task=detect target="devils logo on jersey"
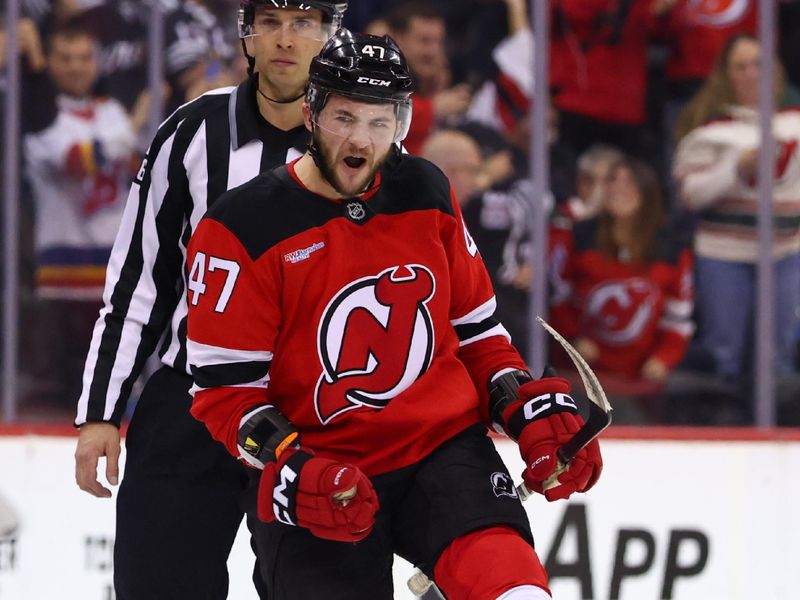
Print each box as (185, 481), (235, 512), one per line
(583, 278), (656, 345)
(314, 265), (436, 425)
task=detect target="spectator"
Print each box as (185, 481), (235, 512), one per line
(0, 17), (46, 75)
(466, 0), (532, 138)
(342, 0), (397, 31)
(162, 0), (238, 114)
(549, 157), (694, 398)
(386, 2), (472, 154)
(29, 1), (151, 113)
(659, 0), (756, 138)
(673, 33), (800, 382)
(421, 129), (485, 203)
(23, 23), (135, 407)
(560, 143), (625, 222)
(656, 0), (757, 207)
(461, 0), (577, 207)
(550, 0), (675, 162)
(423, 128), (535, 357)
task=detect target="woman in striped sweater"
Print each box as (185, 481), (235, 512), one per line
(673, 33), (800, 380)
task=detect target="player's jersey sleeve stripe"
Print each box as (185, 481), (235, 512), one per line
(191, 361), (272, 390)
(663, 298), (693, 319)
(187, 339), (273, 365)
(187, 339), (273, 390)
(455, 321), (512, 346)
(451, 297), (498, 326)
(76, 95), (221, 426)
(451, 297), (511, 346)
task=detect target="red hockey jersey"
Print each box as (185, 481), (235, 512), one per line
(186, 154), (526, 476)
(661, 0), (757, 83)
(549, 218), (694, 379)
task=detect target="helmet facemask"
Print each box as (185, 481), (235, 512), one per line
(307, 84), (413, 145)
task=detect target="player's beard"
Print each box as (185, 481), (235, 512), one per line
(313, 130), (390, 197)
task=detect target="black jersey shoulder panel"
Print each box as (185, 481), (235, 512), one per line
(203, 154), (458, 262)
(375, 153), (456, 217)
(202, 168), (341, 261)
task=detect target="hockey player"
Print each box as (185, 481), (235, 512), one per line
(73, 2), (348, 598)
(186, 30), (602, 600)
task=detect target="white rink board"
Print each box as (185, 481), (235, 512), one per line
(0, 435), (798, 599)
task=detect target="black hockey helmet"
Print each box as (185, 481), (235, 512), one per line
(239, 1), (348, 40)
(307, 29), (414, 142)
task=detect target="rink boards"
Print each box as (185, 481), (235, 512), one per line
(0, 427), (798, 600)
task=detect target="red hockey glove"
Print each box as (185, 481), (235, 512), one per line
(502, 377), (602, 502)
(257, 447), (379, 543)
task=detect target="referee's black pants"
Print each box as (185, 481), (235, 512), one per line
(114, 366), (266, 599)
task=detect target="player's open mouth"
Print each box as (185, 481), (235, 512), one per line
(343, 156), (367, 169)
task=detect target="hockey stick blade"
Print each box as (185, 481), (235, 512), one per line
(536, 316), (613, 415)
(526, 317), (613, 495)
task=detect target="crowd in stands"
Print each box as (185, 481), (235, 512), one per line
(2, 0), (800, 426)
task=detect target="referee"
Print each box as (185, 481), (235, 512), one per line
(73, 2), (348, 598)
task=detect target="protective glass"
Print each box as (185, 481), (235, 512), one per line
(313, 94), (413, 144)
(239, 6), (339, 42)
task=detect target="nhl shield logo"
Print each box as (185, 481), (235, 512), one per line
(346, 201), (366, 221)
(491, 472), (518, 499)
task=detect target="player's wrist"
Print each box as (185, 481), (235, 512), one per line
(237, 404), (300, 469)
(488, 368), (533, 435)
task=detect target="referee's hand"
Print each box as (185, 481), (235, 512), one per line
(75, 423), (121, 498)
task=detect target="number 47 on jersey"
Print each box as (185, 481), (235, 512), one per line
(188, 252), (240, 313)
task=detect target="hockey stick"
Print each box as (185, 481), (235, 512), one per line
(407, 317), (613, 599)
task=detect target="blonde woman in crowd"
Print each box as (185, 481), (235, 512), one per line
(673, 33), (800, 382)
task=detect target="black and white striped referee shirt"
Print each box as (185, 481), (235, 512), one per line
(76, 76), (309, 426)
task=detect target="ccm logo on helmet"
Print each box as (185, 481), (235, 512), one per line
(357, 76), (391, 87)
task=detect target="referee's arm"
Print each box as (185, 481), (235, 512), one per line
(75, 111), (191, 428)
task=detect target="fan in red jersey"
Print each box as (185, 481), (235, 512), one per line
(186, 29), (602, 600)
(549, 157), (695, 389)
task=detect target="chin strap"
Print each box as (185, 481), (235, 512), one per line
(241, 40), (256, 77)
(307, 123), (328, 178)
(257, 85), (305, 105)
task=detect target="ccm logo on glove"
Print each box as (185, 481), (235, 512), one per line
(258, 447), (379, 543)
(503, 377), (603, 502)
(522, 392), (577, 420)
(273, 463), (299, 525)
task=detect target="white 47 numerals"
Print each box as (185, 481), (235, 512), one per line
(189, 252), (240, 313)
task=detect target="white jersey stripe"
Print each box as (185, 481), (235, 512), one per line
(103, 131), (179, 421)
(458, 323), (512, 347)
(187, 338), (274, 367)
(227, 140), (264, 190)
(451, 296), (498, 326)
